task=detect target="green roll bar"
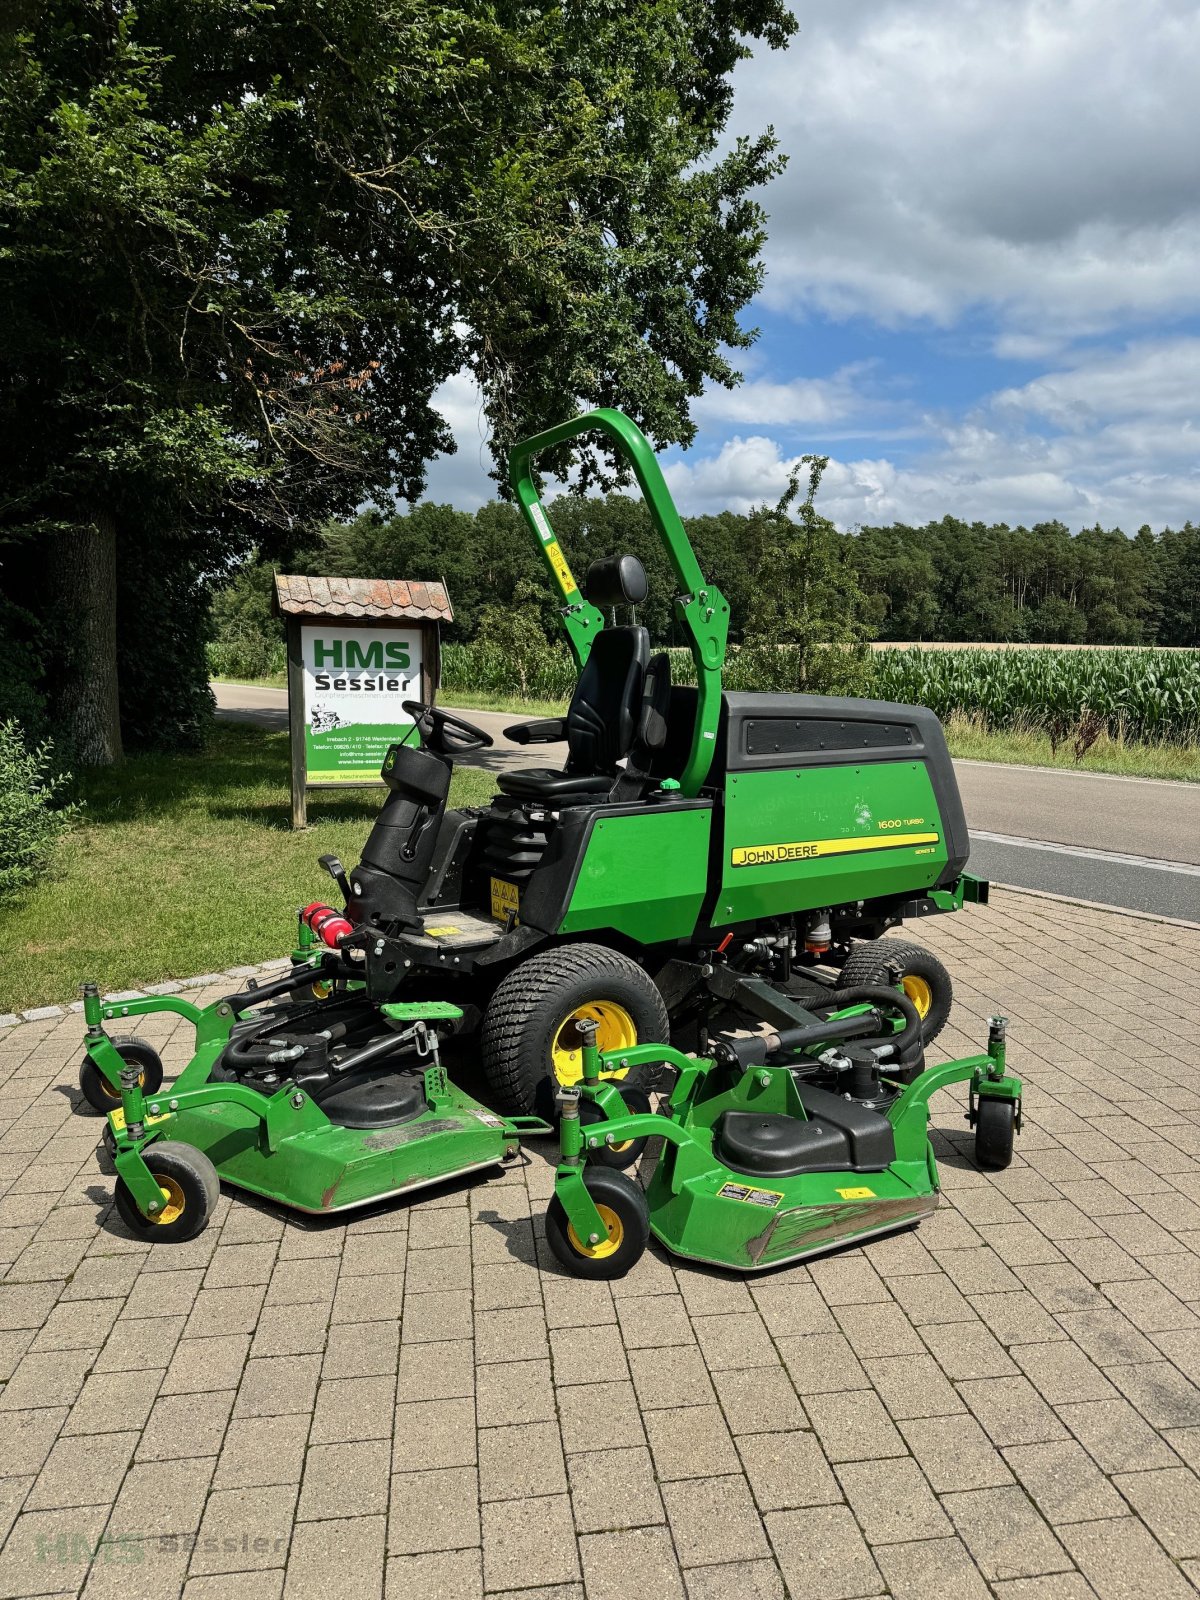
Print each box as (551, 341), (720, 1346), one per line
(508, 408), (730, 796)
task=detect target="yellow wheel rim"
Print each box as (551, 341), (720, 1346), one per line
(99, 1067), (143, 1100)
(567, 1203), (624, 1260)
(551, 1001), (638, 1088)
(901, 974), (933, 1019)
(149, 1175), (186, 1226)
(311, 980), (333, 1001)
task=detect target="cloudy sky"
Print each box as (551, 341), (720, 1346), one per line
(426, 0), (1200, 531)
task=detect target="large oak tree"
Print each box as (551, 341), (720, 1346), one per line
(0, 0), (795, 762)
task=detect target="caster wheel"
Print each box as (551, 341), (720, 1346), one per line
(79, 1036), (164, 1115)
(113, 1142), (220, 1243)
(975, 1097), (1016, 1171)
(580, 1086), (652, 1170)
(545, 1167), (650, 1280)
(102, 1124), (117, 1161)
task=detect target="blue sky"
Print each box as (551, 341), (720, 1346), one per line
(426, 0), (1200, 532)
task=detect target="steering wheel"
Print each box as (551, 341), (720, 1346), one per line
(403, 700), (494, 755)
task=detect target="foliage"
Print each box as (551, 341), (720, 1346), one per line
(0, 0), (796, 758)
(472, 581), (563, 697)
(0, 721), (78, 901)
(207, 561), (289, 682)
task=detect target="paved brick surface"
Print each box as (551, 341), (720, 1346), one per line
(1, 886), (1199, 1597)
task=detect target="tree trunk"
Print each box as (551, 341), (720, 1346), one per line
(51, 513), (123, 766)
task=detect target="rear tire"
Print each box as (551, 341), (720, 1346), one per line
(112, 1142), (219, 1243)
(545, 1167), (650, 1280)
(79, 1037), (164, 1115)
(835, 939), (952, 1044)
(481, 944), (669, 1117)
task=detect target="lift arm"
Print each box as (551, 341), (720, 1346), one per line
(508, 408), (729, 796)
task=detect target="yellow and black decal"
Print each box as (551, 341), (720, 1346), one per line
(717, 1181), (785, 1209)
(731, 831), (939, 868)
(530, 503), (578, 595)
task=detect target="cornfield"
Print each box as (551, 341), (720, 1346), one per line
(871, 648), (1200, 745)
(442, 641), (1200, 746)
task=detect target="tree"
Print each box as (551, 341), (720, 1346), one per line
(740, 457), (875, 694)
(0, 0), (796, 763)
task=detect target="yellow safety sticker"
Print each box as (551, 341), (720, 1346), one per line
(423, 926), (462, 939)
(836, 1186), (877, 1199)
(489, 876), (520, 924)
(730, 832), (939, 868)
(543, 539), (578, 595)
(109, 1107), (171, 1131)
(717, 1181), (785, 1209)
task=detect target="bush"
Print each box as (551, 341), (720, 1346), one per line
(0, 721), (78, 900)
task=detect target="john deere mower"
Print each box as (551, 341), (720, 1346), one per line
(78, 407), (995, 1241)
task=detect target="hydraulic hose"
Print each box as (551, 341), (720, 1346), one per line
(823, 983), (924, 1056)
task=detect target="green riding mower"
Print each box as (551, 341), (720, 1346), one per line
(78, 407), (994, 1242)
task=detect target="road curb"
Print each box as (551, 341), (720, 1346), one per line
(989, 881), (1200, 932)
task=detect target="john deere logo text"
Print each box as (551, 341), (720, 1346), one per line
(731, 831), (939, 867)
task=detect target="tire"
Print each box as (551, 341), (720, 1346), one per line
(481, 944), (670, 1117)
(113, 1142), (220, 1243)
(975, 1097), (1016, 1171)
(580, 1085), (652, 1170)
(545, 1167), (650, 1280)
(78, 1036), (165, 1115)
(836, 939), (952, 1044)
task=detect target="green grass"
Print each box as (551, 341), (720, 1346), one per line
(943, 711), (1200, 781)
(0, 722), (495, 1014)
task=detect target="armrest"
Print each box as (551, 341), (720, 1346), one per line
(503, 717), (568, 746)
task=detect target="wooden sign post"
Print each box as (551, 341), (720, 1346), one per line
(273, 576), (453, 829)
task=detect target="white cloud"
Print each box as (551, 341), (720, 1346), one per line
(734, 0), (1200, 333)
(693, 363), (879, 426)
(665, 335), (1200, 530)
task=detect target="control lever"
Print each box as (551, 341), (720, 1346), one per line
(318, 853), (352, 901)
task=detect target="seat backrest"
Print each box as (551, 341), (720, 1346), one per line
(565, 626), (649, 774)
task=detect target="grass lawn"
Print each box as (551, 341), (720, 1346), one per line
(1, 722), (495, 1015)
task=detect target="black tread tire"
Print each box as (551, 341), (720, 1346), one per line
(112, 1141), (220, 1243)
(78, 1036), (165, 1115)
(545, 1167), (650, 1280)
(975, 1097), (1016, 1171)
(481, 944), (669, 1116)
(580, 1086), (652, 1170)
(836, 939), (953, 1044)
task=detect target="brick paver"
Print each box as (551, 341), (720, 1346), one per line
(1, 887), (1199, 1596)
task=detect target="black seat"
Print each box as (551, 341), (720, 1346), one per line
(498, 555), (650, 801)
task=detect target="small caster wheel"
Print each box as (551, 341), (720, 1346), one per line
(79, 1036), (164, 1115)
(975, 1097), (1016, 1171)
(545, 1167), (650, 1280)
(580, 1085), (651, 1170)
(113, 1142), (220, 1243)
(101, 1123), (117, 1161)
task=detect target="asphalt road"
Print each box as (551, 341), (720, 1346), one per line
(213, 681), (1199, 922)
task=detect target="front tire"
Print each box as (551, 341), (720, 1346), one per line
(836, 939), (952, 1044)
(545, 1168), (650, 1280)
(79, 1036), (164, 1115)
(580, 1085), (652, 1170)
(975, 1097), (1016, 1171)
(112, 1142), (220, 1243)
(481, 944), (669, 1116)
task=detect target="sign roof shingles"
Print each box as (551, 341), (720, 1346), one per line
(274, 574), (453, 623)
